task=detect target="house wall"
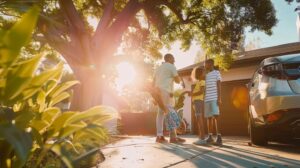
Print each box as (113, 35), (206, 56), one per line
(221, 64), (258, 82)
(181, 77), (193, 131)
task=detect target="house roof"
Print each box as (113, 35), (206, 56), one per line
(178, 42), (300, 76)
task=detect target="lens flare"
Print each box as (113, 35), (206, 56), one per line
(115, 62), (136, 92)
(231, 86), (249, 110)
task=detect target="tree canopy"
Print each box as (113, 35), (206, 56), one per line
(1, 0), (277, 68)
(0, 0), (278, 109)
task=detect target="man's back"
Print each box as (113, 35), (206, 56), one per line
(154, 62), (178, 93)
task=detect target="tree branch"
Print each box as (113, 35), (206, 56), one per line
(159, 1), (185, 22)
(59, 0), (93, 65)
(93, 0), (115, 45)
(93, 0), (142, 62)
(58, 0), (86, 35)
(44, 34), (81, 66)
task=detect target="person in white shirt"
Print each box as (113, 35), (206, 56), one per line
(204, 59), (223, 145)
(153, 54), (186, 143)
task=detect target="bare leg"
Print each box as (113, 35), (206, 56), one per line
(170, 129), (177, 139)
(197, 114), (205, 139)
(156, 110), (165, 137)
(213, 117), (219, 135)
(207, 118), (214, 134)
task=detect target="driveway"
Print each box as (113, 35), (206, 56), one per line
(99, 135), (300, 168)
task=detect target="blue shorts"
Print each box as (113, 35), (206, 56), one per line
(193, 100), (204, 117)
(204, 100), (220, 118)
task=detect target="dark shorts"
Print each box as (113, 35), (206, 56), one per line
(193, 100), (204, 117)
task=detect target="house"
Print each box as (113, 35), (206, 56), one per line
(178, 42), (300, 135)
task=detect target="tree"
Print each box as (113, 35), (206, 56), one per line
(0, 0), (277, 110)
(244, 37), (261, 51)
(194, 49), (206, 63)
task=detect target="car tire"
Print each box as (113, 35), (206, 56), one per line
(249, 117), (268, 146)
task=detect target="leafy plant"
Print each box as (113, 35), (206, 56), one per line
(0, 6), (114, 168)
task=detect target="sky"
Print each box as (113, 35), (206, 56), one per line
(162, 0), (299, 70)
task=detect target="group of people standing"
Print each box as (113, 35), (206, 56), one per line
(152, 53), (222, 145)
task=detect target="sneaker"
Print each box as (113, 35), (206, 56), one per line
(169, 137), (186, 144)
(156, 136), (168, 143)
(205, 134), (214, 144)
(214, 134), (223, 146)
(193, 139), (207, 145)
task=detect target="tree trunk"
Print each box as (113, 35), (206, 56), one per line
(45, 0), (143, 110)
(70, 64), (104, 111)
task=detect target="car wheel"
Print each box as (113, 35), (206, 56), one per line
(248, 116), (268, 146)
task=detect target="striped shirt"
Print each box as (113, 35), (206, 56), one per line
(205, 70), (221, 102)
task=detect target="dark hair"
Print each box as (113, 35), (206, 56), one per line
(164, 53), (173, 61)
(195, 67), (204, 80)
(205, 59), (214, 65)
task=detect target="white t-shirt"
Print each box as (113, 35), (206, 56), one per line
(205, 70), (221, 102)
(154, 62), (178, 93)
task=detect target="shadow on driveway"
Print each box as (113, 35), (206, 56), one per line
(157, 137), (300, 168)
(100, 136), (300, 168)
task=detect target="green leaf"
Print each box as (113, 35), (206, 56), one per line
(3, 5), (39, 49)
(48, 80), (79, 98)
(49, 92), (70, 107)
(67, 106), (114, 125)
(0, 78), (5, 88)
(2, 6), (40, 65)
(4, 55), (42, 100)
(59, 122), (87, 138)
(31, 127), (44, 147)
(37, 90), (46, 111)
(84, 125), (108, 141)
(50, 112), (76, 136)
(30, 119), (49, 134)
(32, 62), (64, 88)
(45, 79), (59, 95)
(50, 144), (74, 168)
(22, 63), (63, 100)
(14, 110), (35, 129)
(52, 62), (64, 81)
(42, 107), (61, 124)
(0, 123), (32, 168)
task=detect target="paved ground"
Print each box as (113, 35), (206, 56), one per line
(99, 135), (300, 168)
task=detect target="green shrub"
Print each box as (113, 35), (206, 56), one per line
(0, 6), (114, 168)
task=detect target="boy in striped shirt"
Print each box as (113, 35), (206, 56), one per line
(204, 59), (222, 145)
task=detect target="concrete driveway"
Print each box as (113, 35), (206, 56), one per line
(99, 135), (300, 168)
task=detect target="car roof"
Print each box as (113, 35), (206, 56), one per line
(262, 54), (300, 66)
(276, 54), (300, 63)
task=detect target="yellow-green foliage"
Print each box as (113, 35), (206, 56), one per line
(0, 6), (114, 168)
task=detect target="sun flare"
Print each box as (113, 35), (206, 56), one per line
(115, 62), (136, 91)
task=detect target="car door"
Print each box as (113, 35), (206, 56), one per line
(249, 71), (259, 117)
(249, 70), (265, 124)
